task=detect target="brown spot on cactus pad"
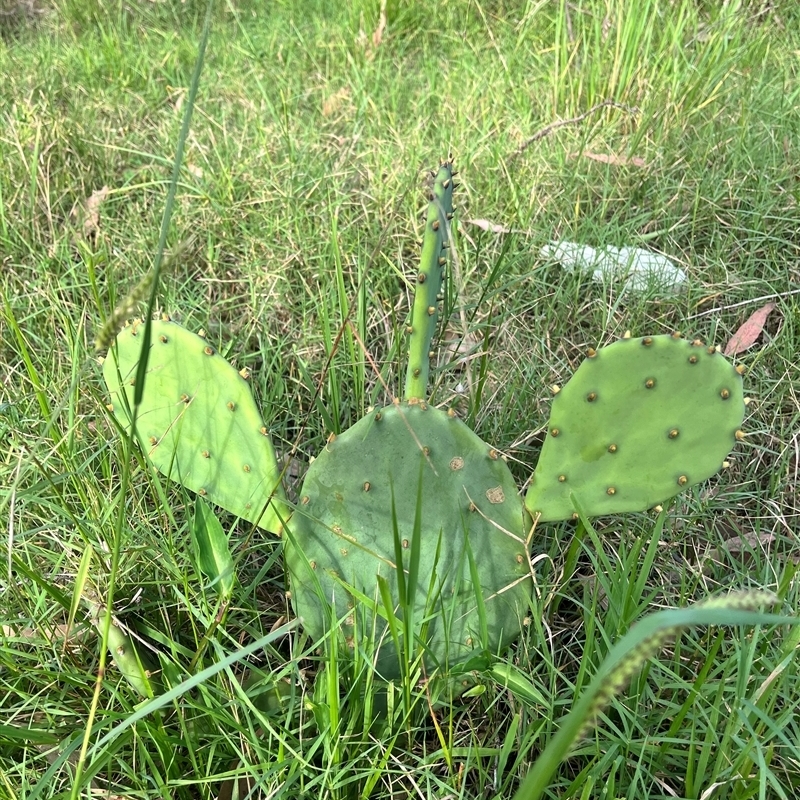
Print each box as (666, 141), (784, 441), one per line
(486, 486), (505, 504)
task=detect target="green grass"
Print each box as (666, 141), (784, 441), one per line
(2, 0), (800, 797)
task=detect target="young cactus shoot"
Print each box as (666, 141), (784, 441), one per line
(404, 158), (456, 401)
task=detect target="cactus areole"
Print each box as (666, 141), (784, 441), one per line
(102, 157), (746, 682)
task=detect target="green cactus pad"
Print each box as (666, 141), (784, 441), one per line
(285, 402), (531, 680)
(525, 334), (744, 522)
(103, 319), (289, 534)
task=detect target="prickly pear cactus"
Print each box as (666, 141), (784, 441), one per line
(103, 318), (289, 534)
(525, 334), (745, 522)
(99, 155), (749, 685)
(285, 401), (531, 680)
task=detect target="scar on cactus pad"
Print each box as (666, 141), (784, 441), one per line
(102, 157), (745, 681)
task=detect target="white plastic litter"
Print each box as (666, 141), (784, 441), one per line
(540, 241), (688, 295)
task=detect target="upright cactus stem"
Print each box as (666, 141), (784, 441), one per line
(404, 158), (456, 400)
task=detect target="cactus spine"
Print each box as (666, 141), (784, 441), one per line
(404, 159), (455, 400)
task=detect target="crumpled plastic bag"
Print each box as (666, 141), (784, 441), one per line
(540, 241), (688, 295)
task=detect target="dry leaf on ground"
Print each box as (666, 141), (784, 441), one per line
(570, 151), (647, 167)
(83, 186), (109, 239)
(372, 0), (387, 47)
(724, 302), (776, 356)
(464, 218), (527, 235)
(719, 529), (776, 554)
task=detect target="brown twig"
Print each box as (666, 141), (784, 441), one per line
(509, 100), (640, 160)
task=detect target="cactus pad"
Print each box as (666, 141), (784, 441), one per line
(525, 334), (744, 522)
(103, 319), (289, 534)
(285, 402), (531, 680)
